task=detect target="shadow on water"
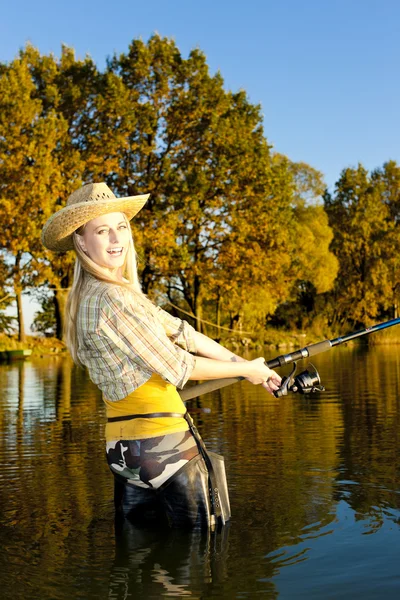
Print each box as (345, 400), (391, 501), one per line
(0, 345), (400, 598)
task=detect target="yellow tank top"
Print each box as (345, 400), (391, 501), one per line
(103, 373), (188, 441)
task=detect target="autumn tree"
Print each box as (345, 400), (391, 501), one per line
(324, 164), (398, 326)
(217, 156), (338, 334)
(19, 45), (96, 338)
(0, 54), (81, 341)
(1, 38), (342, 339)
(75, 35), (296, 330)
(371, 160), (400, 317)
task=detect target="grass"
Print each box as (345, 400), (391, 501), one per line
(0, 334), (67, 356)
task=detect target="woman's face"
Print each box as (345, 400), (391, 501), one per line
(76, 212), (131, 276)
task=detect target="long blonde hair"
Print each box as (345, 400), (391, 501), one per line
(64, 215), (146, 366)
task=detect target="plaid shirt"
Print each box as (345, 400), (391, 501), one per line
(77, 274), (197, 401)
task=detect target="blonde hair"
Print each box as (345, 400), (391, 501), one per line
(64, 215), (147, 366)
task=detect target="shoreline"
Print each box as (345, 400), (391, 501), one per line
(2, 326), (400, 360)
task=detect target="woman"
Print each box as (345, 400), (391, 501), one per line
(41, 182), (281, 529)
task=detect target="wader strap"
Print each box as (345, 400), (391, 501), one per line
(183, 412), (223, 526)
(107, 412), (185, 423)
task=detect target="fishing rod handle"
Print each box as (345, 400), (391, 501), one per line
(305, 339), (332, 356)
(266, 339), (332, 369)
(180, 377), (243, 401)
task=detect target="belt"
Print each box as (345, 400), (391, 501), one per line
(107, 412), (186, 423)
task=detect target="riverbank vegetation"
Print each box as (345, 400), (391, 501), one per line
(0, 333), (66, 356)
(1, 322), (399, 357)
(1, 36), (400, 346)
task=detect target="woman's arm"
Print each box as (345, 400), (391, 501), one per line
(192, 330), (247, 362)
(189, 355), (281, 395)
(190, 331), (281, 395)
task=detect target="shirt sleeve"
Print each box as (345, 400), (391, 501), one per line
(154, 305), (197, 353)
(98, 286), (196, 389)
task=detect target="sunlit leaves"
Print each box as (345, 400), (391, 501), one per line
(324, 163), (400, 325)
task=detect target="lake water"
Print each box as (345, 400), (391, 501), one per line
(1, 345), (400, 599)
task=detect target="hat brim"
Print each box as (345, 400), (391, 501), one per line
(41, 194), (150, 252)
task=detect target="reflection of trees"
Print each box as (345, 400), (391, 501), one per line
(197, 370), (343, 527)
(1, 346), (400, 596)
(0, 357), (114, 591)
(192, 345), (400, 561)
(17, 360), (25, 424)
(186, 366), (344, 590)
(317, 345), (400, 523)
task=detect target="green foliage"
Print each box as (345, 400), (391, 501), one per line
(293, 202), (339, 294)
(0, 309), (16, 335)
(31, 296), (56, 336)
(324, 163), (400, 326)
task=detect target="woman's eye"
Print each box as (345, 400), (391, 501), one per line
(97, 229), (108, 234)
(119, 225), (127, 230)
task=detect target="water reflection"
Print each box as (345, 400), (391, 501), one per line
(0, 345), (399, 598)
(110, 520), (230, 599)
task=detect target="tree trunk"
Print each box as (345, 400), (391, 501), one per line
(193, 274), (203, 332)
(141, 250), (155, 295)
(16, 289), (26, 343)
(54, 289), (69, 340)
(229, 311), (244, 333)
(194, 301), (203, 333)
(13, 253), (26, 343)
(216, 293), (221, 341)
(392, 279), (399, 319)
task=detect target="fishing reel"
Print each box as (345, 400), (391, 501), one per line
(274, 362), (325, 398)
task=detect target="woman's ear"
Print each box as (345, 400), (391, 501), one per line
(75, 233), (87, 253)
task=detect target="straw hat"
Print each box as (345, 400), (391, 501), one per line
(41, 182), (149, 252)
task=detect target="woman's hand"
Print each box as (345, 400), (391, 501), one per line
(189, 355), (282, 396)
(245, 357), (282, 395)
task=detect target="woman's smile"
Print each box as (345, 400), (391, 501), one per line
(107, 247), (124, 257)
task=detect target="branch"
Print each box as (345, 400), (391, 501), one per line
(0, 293), (15, 304)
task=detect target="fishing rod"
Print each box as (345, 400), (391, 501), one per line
(179, 317), (400, 401)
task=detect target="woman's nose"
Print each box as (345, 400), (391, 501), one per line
(109, 229), (119, 243)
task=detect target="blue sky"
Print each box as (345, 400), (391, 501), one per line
(2, 0), (399, 330)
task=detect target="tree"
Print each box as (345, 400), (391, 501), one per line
(324, 164), (395, 326)
(0, 54), (76, 341)
(214, 153), (296, 332)
(0, 45), (92, 340)
(80, 35), (297, 330)
(0, 38), (344, 338)
(371, 161), (400, 317)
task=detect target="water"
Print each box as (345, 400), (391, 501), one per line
(1, 345), (400, 599)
